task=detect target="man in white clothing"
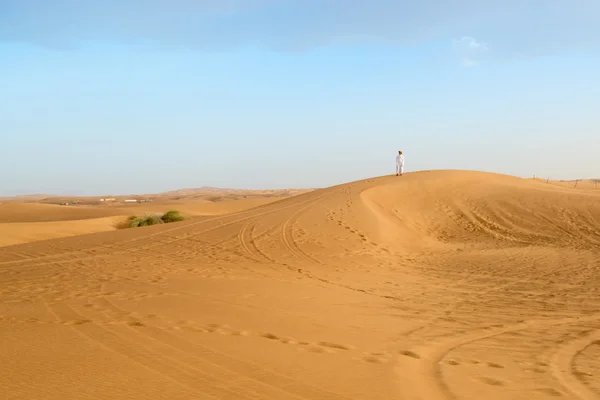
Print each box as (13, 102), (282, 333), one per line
(396, 150), (404, 176)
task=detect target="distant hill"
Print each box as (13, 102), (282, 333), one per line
(159, 186), (249, 196)
(159, 186), (312, 199)
(0, 194), (54, 202)
(0, 186), (314, 205)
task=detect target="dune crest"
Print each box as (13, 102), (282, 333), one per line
(1, 170), (599, 400)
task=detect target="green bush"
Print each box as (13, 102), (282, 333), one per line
(127, 210), (186, 228)
(129, 214), (165, 228)
(161, 210), (185, 223)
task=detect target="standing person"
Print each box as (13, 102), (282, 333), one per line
(396, 150), (404, 176)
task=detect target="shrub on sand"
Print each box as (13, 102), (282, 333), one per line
(160, 210), (185, 223)
(129, 214), (165, 228)
(126, 210), (186, 229)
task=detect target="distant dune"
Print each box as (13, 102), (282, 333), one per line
(129, 197), (286, 216)
(1, 170), (599, 400)
(0, 195), (293, 247)
(0, 194), (53, 202)
(0, 216), (127, 247)
(5, 187), (313, 206)
(532, 177), (600, 190)
(0, 203), (128, 223)
(159, 186), (311, 198)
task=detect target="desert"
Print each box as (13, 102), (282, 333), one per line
(2, 170), (600, 399)
(0, 188), (303, 247)
(4, 2), (598, 398)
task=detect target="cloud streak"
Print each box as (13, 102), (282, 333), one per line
(1, 0), (599, 57)
(454, 36), (488, 51)
(453, 36), (489, 67)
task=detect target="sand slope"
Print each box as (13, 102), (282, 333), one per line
(0, 203), (128, 223)
(0, 217), (129, 247)
(128, 197), (285, 216)
(1, 170), (600, 400)
(0, 198), (284, 247)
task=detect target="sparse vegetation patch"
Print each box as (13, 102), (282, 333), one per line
(123, 210), (186, 229)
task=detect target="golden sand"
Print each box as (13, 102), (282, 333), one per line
(2, 171), (599, 399)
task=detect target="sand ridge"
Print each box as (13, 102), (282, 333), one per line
(1, 170), (600, 399)
(0, 197), (286, 247)
(0, 203), (129, 223)
(0, 216), (128, 247)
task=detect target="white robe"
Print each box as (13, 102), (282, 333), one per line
(396, 154), (404, 175)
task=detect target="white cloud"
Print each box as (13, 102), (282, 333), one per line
(462, 58), (478, 67)
(1, 1), (599, 59)
(453, 36), (489, 67)
(453, 36), (488, 51)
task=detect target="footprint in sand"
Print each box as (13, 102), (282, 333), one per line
(523, 361), (548, 374)
(399, 350), (420, 359)
(279, 336), (297, 344)
(363, 352), (390, 363)
(318, 341), (353, 351)
(63, 319), (92, 326)
(535, 388), (563, 397)
(479, 377), (506, 386)
(260, 332), (280, 340)
(363, 355), (384, 363)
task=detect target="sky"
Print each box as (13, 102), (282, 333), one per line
(1, 1), (599, 196)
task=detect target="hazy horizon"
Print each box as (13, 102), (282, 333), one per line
(2, 1), (599, 196)
(3, 171), (599, 199)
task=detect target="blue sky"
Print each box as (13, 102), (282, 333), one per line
(1, 1), (599, 196)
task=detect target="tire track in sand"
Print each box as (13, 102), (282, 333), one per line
(279, 194), (330, 266)
(237, 219), (276, 264)
(396, 315), (600, 400)
(81, 257), (357, 400)
(551, 329), (600, 400)
(0, 193), (323, 272)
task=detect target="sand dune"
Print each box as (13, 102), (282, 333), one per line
(126, 197), (285, 216)
(0, 216), (128, 247)
(0, 198), (284, 247)
(532, 178), (600, 191)
(0, 203), (128, 223)
(1, 170), (600, 399)
(23, 187), (311, 206)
